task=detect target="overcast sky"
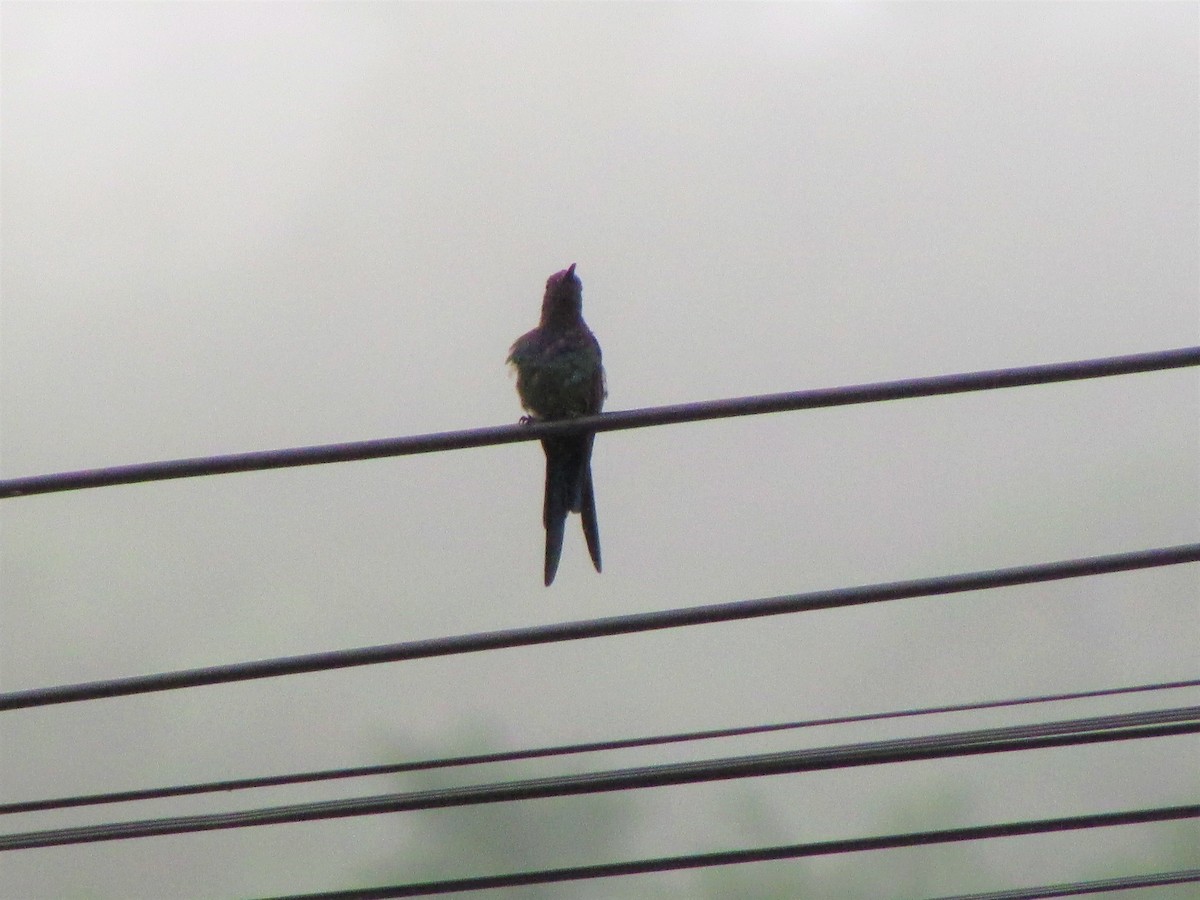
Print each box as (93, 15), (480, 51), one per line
(2, 3), (1198, 897)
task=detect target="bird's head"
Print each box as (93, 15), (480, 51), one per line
(540, 263), (583, 324)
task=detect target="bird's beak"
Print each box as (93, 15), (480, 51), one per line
(566, 263), (577, 278)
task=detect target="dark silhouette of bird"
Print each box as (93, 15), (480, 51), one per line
(507, 264), (605, 585)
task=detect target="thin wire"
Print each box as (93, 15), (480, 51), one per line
(2, 543), (1196, 712)
(5, 676), (1197, 816)
(254, 809), (1200, 898)
(2, 346), (1196, 499)
(3, 705), (1196, 850)
(925, 869), (1200, 900)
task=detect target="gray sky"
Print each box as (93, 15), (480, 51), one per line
(2, 3), (1198, 897)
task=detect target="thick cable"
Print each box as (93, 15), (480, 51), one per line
(2, 347), (1196, 499)
(1, 543), (1196, 712)
(2, 705), (1196, 850)
(4, 676), (1197, 815)
(255, 810), (1200, 898)
(925, 868), (1200, 899)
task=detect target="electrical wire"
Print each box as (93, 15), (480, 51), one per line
(2, 346), (1196, 499)
(3, 705), (1196, 850)
(2, 543), (1196, 712)
(252, 808), (1200, 898)
(4, 676), (1197, 816)
(924, 869), (1200, 900)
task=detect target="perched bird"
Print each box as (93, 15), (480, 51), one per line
(507, 264), (606, 586)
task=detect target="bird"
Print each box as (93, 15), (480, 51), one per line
(507, 263), (606, 586)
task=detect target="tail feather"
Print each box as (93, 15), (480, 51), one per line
(580, 460), (601, 573)
(543, 507), (567, 587)
(542, 437), (574, 586)
(541, 435), (599, 585)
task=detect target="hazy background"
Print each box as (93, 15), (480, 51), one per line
(2, 3), (1198, 897)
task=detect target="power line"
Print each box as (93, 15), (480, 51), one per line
(925, 869), (1200, 900)
(5, 676), (1197, 816)
(253, 808), (1200, 898)
(2, 346), (1196, 499)
(2, 543), (1196, 712)
(3, 705), (1196, 850)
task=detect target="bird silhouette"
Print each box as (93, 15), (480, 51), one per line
(507, 264), (605, 585)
